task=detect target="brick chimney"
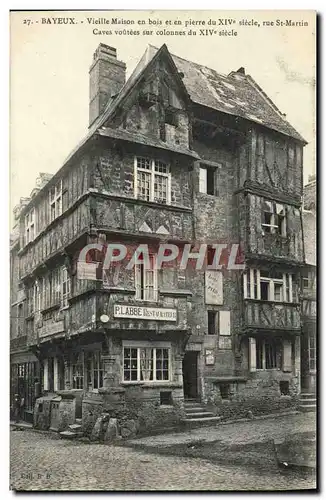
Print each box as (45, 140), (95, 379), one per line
(89, 44), (126, 128)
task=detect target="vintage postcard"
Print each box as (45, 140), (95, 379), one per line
(10, 10), (316, 492)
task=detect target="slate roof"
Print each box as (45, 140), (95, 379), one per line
(155, 46), (305, 142)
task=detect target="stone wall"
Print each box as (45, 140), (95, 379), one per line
(82, 384), (185, 439)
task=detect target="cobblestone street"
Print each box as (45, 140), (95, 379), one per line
(10, 425), (316, 491)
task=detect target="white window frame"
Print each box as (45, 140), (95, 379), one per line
(49, 180), (62, 222)
(262, 201), (287, 236)
(308, 333), (316, 372)
(244, 269), (293, 303)
(51, 268), (61, 305)
(134, 157), (171, 205)
(135, 254), (158, 302)
(199, 162), (221, 195)
(85, 350), (104, 391)
(25, 208), (36, 244)
(122, 341), (171, 383)
(61, 266), (71, 308)
(256, 338), (279, 370)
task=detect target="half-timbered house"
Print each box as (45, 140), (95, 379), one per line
(10, 43), (309, 434)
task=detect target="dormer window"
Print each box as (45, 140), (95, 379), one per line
(49, 181), (62, 222)
(134, 157), (171, 204)
(25, 208), (35, 244)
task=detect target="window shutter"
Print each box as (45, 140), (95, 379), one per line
(249, 337), (257, 372)
(219, 311), (230, 335)
(199, 167), (207, 193)
(282, 339), (292, 372)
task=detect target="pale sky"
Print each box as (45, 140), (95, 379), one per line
(10, 10), (316, 227)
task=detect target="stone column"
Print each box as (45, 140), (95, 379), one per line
(99, 355), (125, 409)
(175, 354), (184, 386)
(102, 355), (118, 389)
(64, 358), (71, 390)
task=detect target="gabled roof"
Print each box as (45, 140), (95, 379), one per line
(95, 44), (306, 143)
(93, 44), (190, 131)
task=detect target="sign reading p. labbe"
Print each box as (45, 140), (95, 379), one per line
(114, 304), (177, 321)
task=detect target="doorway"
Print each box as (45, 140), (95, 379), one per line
(183, 351), (199, 399)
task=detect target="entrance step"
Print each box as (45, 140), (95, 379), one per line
(75, 418), (82, 425)
(300, 393), (316, 399)
(184, 407), (206, 413)
(59, 430), (78, 439)
(181, 416), (221, 428)
(299, 393), (316, 412)
(299, 404), (316, 413)
(185, 412), (215, 418)
(68, 423), (83, 434)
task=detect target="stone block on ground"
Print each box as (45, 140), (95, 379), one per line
(104, 418), (119, 442)
(120, 419), (138, 439)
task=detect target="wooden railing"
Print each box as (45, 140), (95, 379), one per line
(244, 299), (301, 330)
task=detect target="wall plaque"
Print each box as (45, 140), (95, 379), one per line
(219, 337), (232, 350)
(205, 271), (223, 305)
(205, 349), (215, 365)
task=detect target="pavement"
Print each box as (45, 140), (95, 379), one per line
(10, 412), (316, 491)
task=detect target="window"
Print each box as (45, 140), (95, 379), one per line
(49, 181), (62, 222)
(243, 269), (293, 303)
(61, 267), (71, 308)
(72, 353), (84, 389)
(26, 285), (37, 316)
(256, 338), (280, 369)
(123, 346), (170, 382)
(207, 311), (217, 335)
(302, 270), (310, 291)
(219, 384), (230, 400)
(199, 165), (217, 195)
(25, 208), (35, 244)
(135, 253), (157, 301)
(51, 268), (61, 305)
(280, 381), (290, 396)
(135, 157), (171, 204)
(160, 391), (173, 405)
(302, 269), (315, 293)
(164, 108), (178, 127)
(262, 201), (286, 236)
(85, 351), (104, 390)
(308, 334), (316, 371)
(17, 303), (24, 336)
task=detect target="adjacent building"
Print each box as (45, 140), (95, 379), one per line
(301, 175), (317, 396)
(10, 43), (309, 433)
